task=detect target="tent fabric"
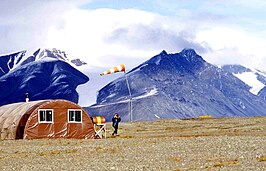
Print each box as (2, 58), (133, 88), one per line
(0, 99), (95, 140)
(0, 100), (47, 140)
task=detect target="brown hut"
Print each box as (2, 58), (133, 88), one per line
(0, 99), (95, 140)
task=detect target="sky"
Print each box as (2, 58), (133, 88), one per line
(1, 0), (266, 71)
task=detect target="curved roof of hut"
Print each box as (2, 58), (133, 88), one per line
(0, 100), (49, 139)
(0, 100), (95, 140)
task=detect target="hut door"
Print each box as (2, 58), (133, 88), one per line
(16, 126), (25, 139)
(16, 114), (29, 139)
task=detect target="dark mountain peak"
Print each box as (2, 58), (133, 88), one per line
(71, 59), (87, 66)
(130, 49), (207, 75)
(179, 48), (205, 64)
(39, 48), (68, 61)
(159, 50), (168, 56)
(143, 50), (169, 66)
(180, 48), (197, 56)
(33, 48), (41, 57)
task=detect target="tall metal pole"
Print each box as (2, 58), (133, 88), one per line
(124, 71), (133, 122)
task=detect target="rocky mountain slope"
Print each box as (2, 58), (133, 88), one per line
(222, 64), (266, 100)
(0, 48), (89, 106)
(85, 49), (266, 121)
(222, 65), (266, 95)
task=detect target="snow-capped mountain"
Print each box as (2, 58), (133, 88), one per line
(0, 50), (27, 77)
(85, 49), (266, 121)
(222, 64), (266, 101)
(222, 65), (266, 95)
(0, 48), (89, 106)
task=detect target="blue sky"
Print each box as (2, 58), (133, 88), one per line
(1, 0), (266, 71)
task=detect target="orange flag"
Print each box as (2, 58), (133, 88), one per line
(100, 64), (126, 76)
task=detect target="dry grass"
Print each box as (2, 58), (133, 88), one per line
(210, 159), (238, 168)
(169, 156), (181, 162)
(116, 116), (266, 139)
(0, 116), (265, 170)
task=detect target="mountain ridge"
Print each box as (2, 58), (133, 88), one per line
(2, 48), (266, 122)
(0, 48), (89, 106)
(85, 49), (266, 121)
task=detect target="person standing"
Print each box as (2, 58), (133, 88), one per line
(112, 113), (121, 136)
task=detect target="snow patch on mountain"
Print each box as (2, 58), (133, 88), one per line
(134, 88), (158, 100)
(90, 99), (129, 108)
(154, 114), (161, 119)
(155, 56), (161, 65)
(0, 50), (26, 76)
(233, 71), (265, 95)
(90, 87), (158, 108)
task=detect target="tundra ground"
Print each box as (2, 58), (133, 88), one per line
(0, 117), (265, 170)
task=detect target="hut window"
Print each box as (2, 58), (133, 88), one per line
(38, 109), (53, 123)
(68, 109), (82, 123)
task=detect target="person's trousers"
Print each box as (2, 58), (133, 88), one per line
(113, 126), (118, 134)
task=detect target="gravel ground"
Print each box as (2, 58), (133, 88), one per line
(0, 117), (265, 170)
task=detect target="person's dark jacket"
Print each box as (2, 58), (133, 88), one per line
(112, 117), (121, 128)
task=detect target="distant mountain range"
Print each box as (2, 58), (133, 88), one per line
(0, 48), (88, 106)
(85, 49), (266, 121)
(2, 48), (266, 122)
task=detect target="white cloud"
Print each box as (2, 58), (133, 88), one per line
(45, 7), (214, 69)
(196, 26), (266, 69)
(45, 8), (162, 68)
(2, 0), (266, 71)
(0, 0), (89, 54)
